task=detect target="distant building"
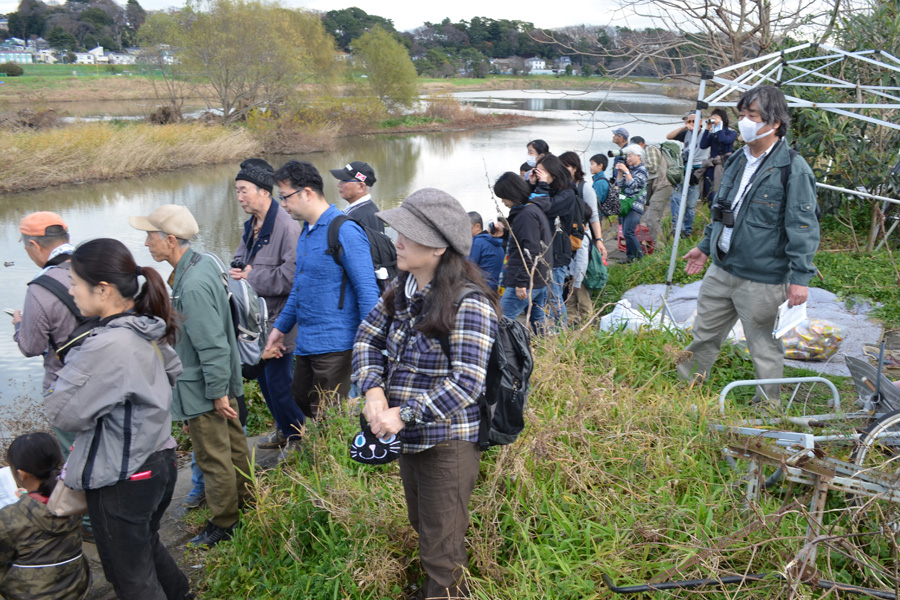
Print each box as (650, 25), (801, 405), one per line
(0, 50), (33, 64)
(525, 57), (546, 71)
(554, 57), (572, 68)
(0, 18), (9, 32)
(74, 46), (107, 65)
(38, 49), (58, 64)
(108, 52), (136, 65)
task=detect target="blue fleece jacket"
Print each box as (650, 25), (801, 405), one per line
(468, 232), (505, 289)
(592, 173), (610, 215)
(274, 205), (380, 355)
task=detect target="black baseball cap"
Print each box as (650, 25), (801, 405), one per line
(329, 161), (376, 186)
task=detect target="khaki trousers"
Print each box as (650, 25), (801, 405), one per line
(676, 263), (788, 403)
(188, 397), (252, 528)
(643, 177), (673, 242)
(400, 440), (481, 599)
(565, 285), (593, 326)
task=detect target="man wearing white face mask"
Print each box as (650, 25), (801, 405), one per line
(677, 85), (820, 407)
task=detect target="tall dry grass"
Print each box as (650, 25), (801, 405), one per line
(196, 318), (881, 599)
(0, 122), (261, 193)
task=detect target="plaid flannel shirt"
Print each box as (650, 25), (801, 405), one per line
(643, 144), (664, 180)
(352, 278), (498, 453)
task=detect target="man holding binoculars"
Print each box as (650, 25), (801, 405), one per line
(677, 85), (820, 407)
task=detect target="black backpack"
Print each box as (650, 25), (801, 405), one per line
(327, 214), (398, 309)
(598, 176), (620, 218)
(27, 267), (98, 362)
(437, 286), (534, 449)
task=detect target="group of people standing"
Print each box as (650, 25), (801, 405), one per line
(1, 84), (819, 600)
(4, 156), (501, 599)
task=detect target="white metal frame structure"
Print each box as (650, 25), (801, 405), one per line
(665, 43), (900, 289)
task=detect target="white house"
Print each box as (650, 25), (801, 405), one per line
(74, 46), (107, 65)
(108, 52), (136, 65)
(525, 57), (546, 70)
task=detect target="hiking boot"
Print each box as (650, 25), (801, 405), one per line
(277, 437), (302, 464)
(188, 521), (237, 549)
(183, 489), (206, 509)
(256, 430), (287, 450)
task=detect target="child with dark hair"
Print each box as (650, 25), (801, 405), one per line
(589, 154), (611, 217)
(0, 432), (90, 600)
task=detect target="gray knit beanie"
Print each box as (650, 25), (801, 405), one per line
(376, 188), (472, 256)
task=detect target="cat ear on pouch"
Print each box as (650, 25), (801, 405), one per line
(349, 413), (401, 465)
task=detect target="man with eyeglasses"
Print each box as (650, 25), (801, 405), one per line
(266, 160), (380, 424)
(329, 161), (384, 233)
(667, 111), (711, 237)
(230, 158), (304, 456)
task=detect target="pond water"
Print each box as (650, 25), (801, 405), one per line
(0, 85), (690, 407)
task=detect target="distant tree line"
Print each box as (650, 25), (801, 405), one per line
(4, 0), (145, 52)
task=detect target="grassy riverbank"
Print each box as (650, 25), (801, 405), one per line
(190, 231), (894, 599)
(195, 326), (862, 599)
(0, 122), (261, 193)
(0, 69), (640, 104)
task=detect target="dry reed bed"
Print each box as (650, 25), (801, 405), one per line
(0, 122), (261, 193)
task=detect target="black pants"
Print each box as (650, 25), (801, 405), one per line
(86, 448), (190, 600)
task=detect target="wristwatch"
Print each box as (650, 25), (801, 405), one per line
(399, 405), (416, 424)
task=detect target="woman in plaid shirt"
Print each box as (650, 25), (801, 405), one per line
(352, 188), (500, 600)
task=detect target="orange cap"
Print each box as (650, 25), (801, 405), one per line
(19, 212), (68, 240)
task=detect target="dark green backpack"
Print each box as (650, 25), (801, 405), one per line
(660, 141), (684, 186)
(583, 243), (609, 291)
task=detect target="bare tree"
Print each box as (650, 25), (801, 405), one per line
(537, 0), (851, 79)
(139, 0), (340, 125)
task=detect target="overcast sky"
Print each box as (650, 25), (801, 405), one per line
(2, 0), (629, 32)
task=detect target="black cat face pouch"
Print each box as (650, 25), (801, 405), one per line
(350, 413), (401, 465)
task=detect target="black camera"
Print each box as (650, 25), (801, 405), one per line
(711, 205), (735, 227)
(230, 259), (246, 270)
(488, 221), (497, 235)
(706, 119), (715, 125)
(607, 149), (625, 158)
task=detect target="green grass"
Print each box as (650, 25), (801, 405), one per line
(193, 214), (900, 599)
(198, 324), (878, 599)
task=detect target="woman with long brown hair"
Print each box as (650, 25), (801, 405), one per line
(352, 189), (499, 599)
(44, 238), (191, 600)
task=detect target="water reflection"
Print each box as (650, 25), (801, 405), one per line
(0, 87), (690, 406)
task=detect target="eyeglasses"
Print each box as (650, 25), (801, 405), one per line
(278, 190), (300, 203)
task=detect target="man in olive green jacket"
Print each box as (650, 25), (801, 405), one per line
(130, 204), (251, 548)
(677, 86), (820, 405)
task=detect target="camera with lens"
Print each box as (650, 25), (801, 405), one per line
(705, 119), (715, 125)
(230, 259), (246, 270)
(607, 149), (625, 158)
(711, 204), (735, 227)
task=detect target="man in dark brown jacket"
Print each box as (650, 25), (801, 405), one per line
(231, 159), (304, 452)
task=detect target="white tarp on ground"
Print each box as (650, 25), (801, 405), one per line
(618, 283), (884, 376)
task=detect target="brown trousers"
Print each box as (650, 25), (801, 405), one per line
(400, 440), (481, 599)
(291, 350), (352, 420)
